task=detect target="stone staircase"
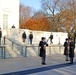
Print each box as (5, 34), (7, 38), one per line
(0, 37), (23, 58)
(0, 35), (76, 58)
(3, 37), (63, 58)
(1, 29), (76, 58)
(5, 46), (22, 58)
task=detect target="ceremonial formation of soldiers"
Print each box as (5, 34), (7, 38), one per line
(64, 38), (75, 64)
(0, 27), (76, 65)
(39, 30), (76, 65)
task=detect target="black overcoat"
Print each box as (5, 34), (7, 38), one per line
(49, 35), (53, 39)
(39, 41), (48, 57)
(64, 41), (69, 55)
(0, 31), (2, 38)
(69, 41), (75, 58)
(22, 33), (26, 39)
(29, 34), (33, 39)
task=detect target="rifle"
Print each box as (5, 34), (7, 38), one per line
(46, 37), (50, 42)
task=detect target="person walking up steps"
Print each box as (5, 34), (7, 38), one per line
(49, 33), (53, 44)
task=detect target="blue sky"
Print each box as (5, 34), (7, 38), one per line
(20, 0), (41, 10)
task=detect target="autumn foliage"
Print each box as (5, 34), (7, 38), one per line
(21, 17), (49, 31)
(20, 0), (76, 32)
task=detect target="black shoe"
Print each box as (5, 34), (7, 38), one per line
(68, 63), (73, 64)
(42, 63), (46, 65)
(66, 60), (69, 61)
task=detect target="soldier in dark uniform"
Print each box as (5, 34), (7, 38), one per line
(39, 37), (48, 65)
(64, 38), (69, 61)
(0, 28), (2, 45)
(69, 38), (75, 64)
(74, 30), (76, 43)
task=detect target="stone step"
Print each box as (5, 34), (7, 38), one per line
(5, 46), (22, 58)
(1, 37), (76, 58)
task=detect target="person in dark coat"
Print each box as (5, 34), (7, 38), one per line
(39, 37), (48, 65)
(64, 38), (69, 61)
(22, 31), (26, 42)
(69, 38), (75, 64)
(49, 33), (53, 44)
(29, 32), (33, 44)
(12, 25), (15, 28)
(0, 28), (2, 45)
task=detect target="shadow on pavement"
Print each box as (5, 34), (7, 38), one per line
(2, 61), (76, 75)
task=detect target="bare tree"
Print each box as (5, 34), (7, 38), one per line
(41, 0), (62, 31)
(41, 0), (76, 32)
(19, 4), (34, 28)
(32, 10), (46, 18)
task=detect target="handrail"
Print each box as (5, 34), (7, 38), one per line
(23, 44), (64, 57)
(5, 37), (23, 47)
(5, 37), (24, 56)
(5, 37), (24, 55)
(23, 44), (76, 57)
(23, 44), (64, 47)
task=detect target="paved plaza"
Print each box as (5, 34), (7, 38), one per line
(0, 54), (76, 75)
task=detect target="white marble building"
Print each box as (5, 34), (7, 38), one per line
(0, 0), (19, 29)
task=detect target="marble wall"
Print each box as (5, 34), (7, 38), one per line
(4, 29), (68, 45)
